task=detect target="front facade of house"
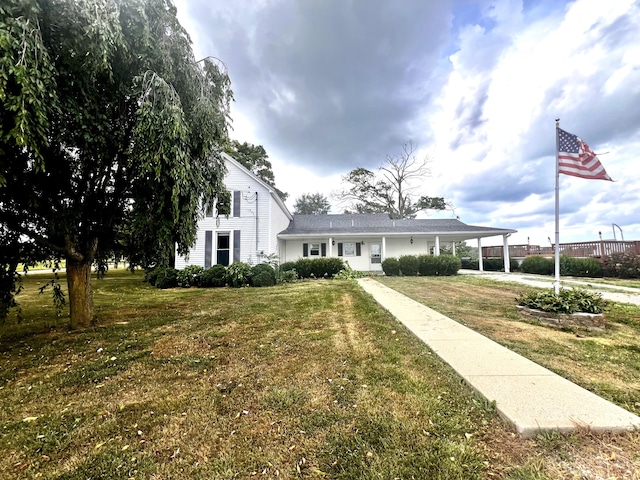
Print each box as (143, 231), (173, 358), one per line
(175, 153), (292, 269)
(278, 214), (517, 272)
(177, 156), (518, 272)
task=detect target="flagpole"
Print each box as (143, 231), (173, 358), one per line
(554, 118), (560, 294)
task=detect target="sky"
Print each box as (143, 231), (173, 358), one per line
(174, 0), (640, 247)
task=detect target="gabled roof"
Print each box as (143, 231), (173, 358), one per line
(222, 152), (293, 220)
(278, 213), (516, 240)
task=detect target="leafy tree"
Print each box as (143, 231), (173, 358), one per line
(293, 193), (331, 215)
(338, 141), (447, 219)
(0, 0), (233, 328)
(224, 140), (288, 200)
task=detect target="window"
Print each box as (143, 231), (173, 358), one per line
(343, 242), (355, 256)
(303, 242), (326, 257)
(217, 232), (230, 266)
(310, 243), (320, 256)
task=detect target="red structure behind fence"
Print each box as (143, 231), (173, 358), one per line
(482, 241), (640, 260)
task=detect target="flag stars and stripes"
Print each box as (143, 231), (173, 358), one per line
(557, 128), (612, 181)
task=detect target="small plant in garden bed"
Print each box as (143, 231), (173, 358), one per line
(516, 288), (607, 314)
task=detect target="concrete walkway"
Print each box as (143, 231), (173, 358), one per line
(357, 277), (640, 438)
(459, 269), (640, 305)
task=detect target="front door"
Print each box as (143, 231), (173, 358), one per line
(370, 243), (382, 271)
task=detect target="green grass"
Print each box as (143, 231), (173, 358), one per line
(378, 275), (640, 417)
(2, 271), (639, 479)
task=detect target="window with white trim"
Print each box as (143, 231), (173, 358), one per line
(309, 243), (320, 256)
(343, 242), (356, 256)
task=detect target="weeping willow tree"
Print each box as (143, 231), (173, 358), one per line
(0, 0), (233, 328)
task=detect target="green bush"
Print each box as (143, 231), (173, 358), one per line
(460, 258), (518, 272)
(436, 255), (462, 276)
(460, 258), (478, 270)
(176, 265), (205, 288)
(417, 255), (461, 276)
(251, 263), (276, 287)
(521, 256), (554, 275)
(382, 257), (400, 276)
(398, 255), (419, 276)
(292, 258), (345, 279)
(199, 264), (227, 287)
(334, 262), (366, 280)
(517, 288), (607, 314)
(154, 267), (178, 289)
(144, 268), (161, 286)
(226, 262), (252, 288)
(559, 255), (603, 277)
(603, 252), (640, 279)
(277, 269), (298, 284)
(279, 262), (297, 273)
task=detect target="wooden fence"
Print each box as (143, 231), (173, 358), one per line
(482, 241), (640, 260)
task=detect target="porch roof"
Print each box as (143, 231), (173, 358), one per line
(278, 214), (516, 241)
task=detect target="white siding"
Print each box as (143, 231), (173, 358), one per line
(176, 156), (292, 268)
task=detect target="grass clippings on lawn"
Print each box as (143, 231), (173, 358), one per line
(1, 270), (639, 479)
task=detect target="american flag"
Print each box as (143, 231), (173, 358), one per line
(558, 128), (612, 181)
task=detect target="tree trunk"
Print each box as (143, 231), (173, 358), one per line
(66, 259), (95, 329)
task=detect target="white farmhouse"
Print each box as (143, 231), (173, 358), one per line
(176, 154), (517, 272)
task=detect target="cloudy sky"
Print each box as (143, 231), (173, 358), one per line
(175, 0), (640, 246)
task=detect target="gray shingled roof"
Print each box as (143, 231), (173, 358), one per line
(278, 214), (516, 238)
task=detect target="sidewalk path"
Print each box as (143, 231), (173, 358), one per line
(459, 269), (640, 306)
(357, 277), (640, 438)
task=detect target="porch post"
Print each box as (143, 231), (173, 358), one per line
(477, 237), (484, 271)
(434, 236), (440, 256)
(382, 236), (386, 260)
(503, 234), (511, 273)
(452, 242), (456, 256)
(329, 237), (333, 257)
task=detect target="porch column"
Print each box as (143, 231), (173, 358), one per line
(477, 237), (484, 271)
(329, 237), (333, 257)
(452, 242), (456, 256)
(503, 234), (511, 273)
(434, 236), (440, 256)
(382, 236), (386, 260)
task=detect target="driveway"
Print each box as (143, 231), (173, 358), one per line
(459, 269), (640, 306)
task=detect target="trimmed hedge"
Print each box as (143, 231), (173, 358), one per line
(603, 252), (640, 279)
(461, 258), (519, 272)
(383, 255), (461, 276)
(381, 257), (400, 276)
(251, 263), (276, 287)
(155, 267), (178, 289)
(291, 257), (344, 279)
(199, 264), (227, 287)
(176, 265), (204, 288)
(521, 256), (554, 275)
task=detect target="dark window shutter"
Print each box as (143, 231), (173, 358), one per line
(233, 191), (241, 217)
(356, 243), (361, 256)
(303, 243), (309, 257)
(321, 243), (327, 257)
(337, 243), (343, 256)
(233, 230), (240, 263)
(204, 231), (212, 268)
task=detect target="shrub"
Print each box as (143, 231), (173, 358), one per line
(559, 255), (603, 277)
(460, 258), (478, 270)
(292, 258), (345, 279)
(603, 252), (640, 279)
(521, 256), (554, 275)
(154, 267), (178, 289)
(417, 255), (437, 276)
(436, 255), (462, 276)
(279, 261), (297, 273)
(334, 262), (366, 280)
(226, 262), (252, 288)
(277, 269), (298, 284)
(517, 288), (607, 314)
(176, 265), (205, 288)
(398, 255), (419, 276)
(382, 257), (400, 276)
(199, 264), (227, 287)
(144, 268), (161, 286)
(251, 263), (276, 287)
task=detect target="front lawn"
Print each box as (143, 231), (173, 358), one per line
(1, 271), (638, 479)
